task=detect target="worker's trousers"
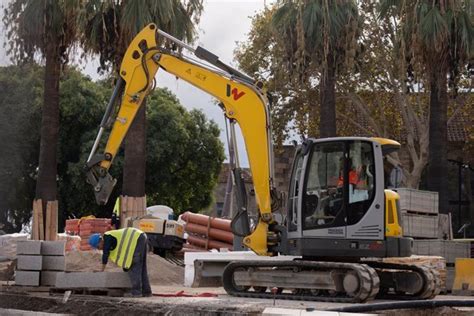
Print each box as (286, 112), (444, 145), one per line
(128, 233), (152, 296)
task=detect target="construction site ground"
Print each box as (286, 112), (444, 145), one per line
(1, 252), (474, 315)
(1, 287), (474, 316)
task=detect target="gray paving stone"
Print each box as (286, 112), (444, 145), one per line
(16, 241), (42, 255)
(55, 272), (131, 289)
(41, 241), (66, 256)
(15, 270), (40, 286)
(17, 255), (42, 271)
(42, 256), (65, 271)
(41, 271), (59, 286)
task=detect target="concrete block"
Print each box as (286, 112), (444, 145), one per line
(41, 241), (66, 256)
(41, 271), (59, 286)
(15, 271), (40, 286)
(55, 272), (131, 289)
(42, 256), (65, 271)
(17, 255), (42, 271)
(16, 241), (42, 255)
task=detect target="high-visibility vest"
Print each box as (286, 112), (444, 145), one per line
(113, 198), (120, 216)
(104, 228), (143, 269)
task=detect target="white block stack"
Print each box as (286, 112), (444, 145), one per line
(15, 240), (66, 287)
(40, 241), (66, 286)
(396, 188), (439, 239)
(15, 241), (42, 286)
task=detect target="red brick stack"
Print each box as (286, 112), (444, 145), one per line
(64, 219), (112, 251)
(79, 218), (112, 251)
(65, 219), (80, 235)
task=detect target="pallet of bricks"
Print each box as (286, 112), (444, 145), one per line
(65, 218), (112, 251)
(396, 188), (439, 239)
(396, 188), (471, 292)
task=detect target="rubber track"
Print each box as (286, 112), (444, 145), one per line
(366, 262), (439, 300)
(223, 260), (379, 303)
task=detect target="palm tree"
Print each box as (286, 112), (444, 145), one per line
(4, 0), (81, 239)
(379, 0), (473, 214)
(81, 0), (204, 211)
(272, 0), (360, 138)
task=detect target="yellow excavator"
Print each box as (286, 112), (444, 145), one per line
(86, 24), (441, 302)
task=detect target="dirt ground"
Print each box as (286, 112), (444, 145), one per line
(2, 252), (474, 315)
(1, 288), (474, 316)
(66, 251), (184, 285)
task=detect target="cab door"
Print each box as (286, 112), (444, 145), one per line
(301, 141), (347, 238)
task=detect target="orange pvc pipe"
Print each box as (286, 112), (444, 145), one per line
(182, 212), (231, 232)
(185, 222), (234, 244)
(187, 235), (232, 250)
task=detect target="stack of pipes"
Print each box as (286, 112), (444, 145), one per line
(181, 212), (233, 252)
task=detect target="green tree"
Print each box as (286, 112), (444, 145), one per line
(3, 0), (82, 224)
(66, 87), (224, 217)
(0, 64), (224, 231)
(379, 0), (474, 213)
(0, 65), (43, 233)
(145, 89), (225, 213)
(80, 0), (204, 207)
(272, 0), (360, 138)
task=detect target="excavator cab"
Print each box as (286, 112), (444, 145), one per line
(282, 137), (410, 259)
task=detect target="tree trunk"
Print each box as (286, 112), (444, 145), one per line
(426, 71), (449, 214)
(35, 46), (60, 204)
(320, 53), (337, 138)
(122, 101), (147, 197)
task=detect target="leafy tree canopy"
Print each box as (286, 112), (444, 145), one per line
(0, 64), (224, 232)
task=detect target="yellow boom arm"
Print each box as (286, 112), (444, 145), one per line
(86, 24), (276, 255)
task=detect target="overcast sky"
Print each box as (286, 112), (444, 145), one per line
(0, 0), (273, 167)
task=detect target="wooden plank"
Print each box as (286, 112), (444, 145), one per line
(137, 197), (144, 217)
(51, 201), (58, 241)
(45, 202), (52, 241)
(38, 200), (44, 241)
(127, 196), (133, 219)
(127, 196), (134, 218)
(120, 195), (126, 229)
(31, 200), (39, 240)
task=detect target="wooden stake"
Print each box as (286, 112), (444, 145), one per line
(127, 196), (134, 219)
(32, 200), (40, 240)
(51, 201), (58, 241)
(45, 202), (52, 241)
(120, 195), (126, 229)
(37, 200), (44, 241)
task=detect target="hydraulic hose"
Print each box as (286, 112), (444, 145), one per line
(327, 299), (474, 313)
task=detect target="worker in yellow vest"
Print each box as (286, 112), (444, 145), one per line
(89, 227), (151, 297)
(111, 197), (121, 229)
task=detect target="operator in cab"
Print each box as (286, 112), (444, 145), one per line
(89, 227), (151, 297)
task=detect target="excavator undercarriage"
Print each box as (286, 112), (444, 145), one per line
(223, 260), (440, 303)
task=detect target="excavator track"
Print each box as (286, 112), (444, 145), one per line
(223, 260), (441, 303)
(367, 262), (440, 300)
(222, 260), (380, 303)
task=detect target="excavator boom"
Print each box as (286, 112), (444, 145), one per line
(86, 24), (275, 255)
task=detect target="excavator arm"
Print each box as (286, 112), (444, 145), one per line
(86, 24), (277, 255)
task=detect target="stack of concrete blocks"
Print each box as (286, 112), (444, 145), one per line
(15, 240), (42, 286)
(396, 188), (439, 239)
(41, 241), (66, 287)
(15, 240), (66, 287)
(413, 240), (470, 292)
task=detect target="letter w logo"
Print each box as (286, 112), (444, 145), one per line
(226, 84), (245, 101)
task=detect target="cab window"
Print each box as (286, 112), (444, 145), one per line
(302, 142), (345, 230)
